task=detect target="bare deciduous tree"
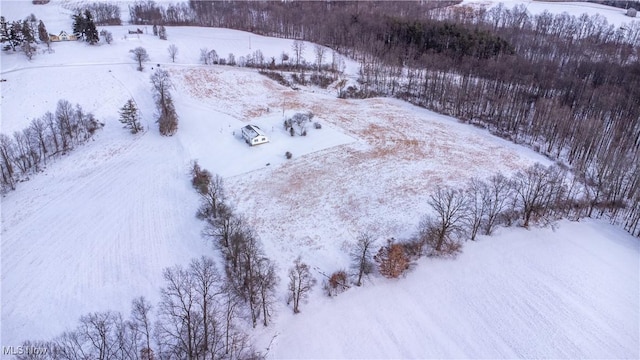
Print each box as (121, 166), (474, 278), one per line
(150, 69), (178, 136)
(484, 173), (512, 235)
(314, 44), (325, 71)
(421, 187), (468, 255)
(291, 39), (305, 68)
(350, 232), (375, 286)
(130, 47), (149, 71)
(131, 296), (153, 360)
(287, 256), (316, 314)
(167, 43), (178, 62)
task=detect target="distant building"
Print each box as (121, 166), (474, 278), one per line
(627, 8), (637, 17)
(241, 125), (269, 146)
(49, 31), (77, 42)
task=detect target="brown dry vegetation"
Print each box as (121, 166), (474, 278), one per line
(175, 67), (544, 255)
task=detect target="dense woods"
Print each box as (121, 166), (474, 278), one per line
(129, 1), (640, 237)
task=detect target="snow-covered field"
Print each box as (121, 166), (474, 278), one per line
(1, 0), (638, 357)
(460, 0), (639, 28)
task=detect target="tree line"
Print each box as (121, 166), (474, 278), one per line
(0, 100), (103, 192)
(321, 162), (588, 285)
(128, 1), (639, 237)
(17, 257), (261, 360)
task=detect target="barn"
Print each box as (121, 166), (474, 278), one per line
(241, 125), (269, 146)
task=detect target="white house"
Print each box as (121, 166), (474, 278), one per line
(49, 30), (77, 42)
(241, 125), (269, 146)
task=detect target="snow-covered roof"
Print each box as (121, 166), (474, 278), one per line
(243, 124), (266, 138)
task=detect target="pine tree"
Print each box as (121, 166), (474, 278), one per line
(119, 99), (143, 134)
(72, 11), (85, 39)
(158, 25), (167, 40)
(37, 20), (48, 43)
(84, 10), (99, 44)
(20, 19), (35, 44)
(7, 21), (23, 51)
(0, 17), (10, 50)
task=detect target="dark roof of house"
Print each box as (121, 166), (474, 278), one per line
(243, 124), (266, 138)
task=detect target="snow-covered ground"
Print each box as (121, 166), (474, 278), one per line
(460, 0), (639, 28)
(1, 1), (638, 357)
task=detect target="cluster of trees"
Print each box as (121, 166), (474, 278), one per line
(150, 69), (179, 136)
(283, 112), (315, 136)
(72, 10), (99, 44)
(77, 3), (122, 26)
(326, 162), (590, 284)
(152, 24), (168, 40)
(0, 14), (49, 58)
(17, 259), (260, 360)
(384, 20), (514, 60)
(192, 162), (279, 326)
(0, 100), (103, 192)
(127, 0), (639, 237)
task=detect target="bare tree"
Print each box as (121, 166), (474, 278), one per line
(484, 173), (512, 235)
(130, 47), (149, 71)
(131, 296), (154, 360)
(78, 311), (119, 360)
(422, 187), (468, 255)
(350, 232), (375, 286)
(190, 256), (224, 358)
(197, 174), (225, 220)
(156, 265), (198, 360)
(314, 44), (326, 72)
(512, 163), (566, 228)
(291, 39), (305, 68)
(287, 256), (316, 314)
(167, 43), (178, 62)
(255, 257), (278, 326)
(150, 69), (178, 136)
(464, 178), (488, 241)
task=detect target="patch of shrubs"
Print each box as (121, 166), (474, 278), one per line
(259, 70), (290, 87)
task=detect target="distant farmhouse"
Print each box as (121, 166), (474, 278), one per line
(627, 8), (637, 17)
(49, 31), (77, 42)
(241, 125), (269, 146)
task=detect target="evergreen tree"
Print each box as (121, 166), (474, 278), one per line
(119, 99), (143, 134)
(152, 24), (158, 36)
(158, 25), (167, 40)
(20, 19), (35, 44)
(37, 20), (49, 43)
(84, 10), (99, 44)
(0, 17), (10, 49)
(72, 11), (85, 39)
(7, 21), (24, 51)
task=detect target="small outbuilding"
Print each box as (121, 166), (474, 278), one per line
(241, 125), (269, 146)
(627, 8), (637, 17)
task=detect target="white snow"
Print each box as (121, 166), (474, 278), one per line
(460, 0), (639, 28)
(1, 1), (638, 358)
